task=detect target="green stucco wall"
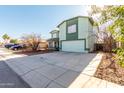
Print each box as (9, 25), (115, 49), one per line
(66, 18), (78, 40)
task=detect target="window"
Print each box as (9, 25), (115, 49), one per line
(68, 24), (76, 33)
(52, 33), (57, 38)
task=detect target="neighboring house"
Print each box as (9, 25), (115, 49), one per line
(47, 28), (59, 50)
(48, 16), (96, 52)
(38, 40), (48, 50)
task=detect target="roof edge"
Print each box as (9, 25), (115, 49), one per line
(49, 30), (59, 34)
(57, 16), (94, 27)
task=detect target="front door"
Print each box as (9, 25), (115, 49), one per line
(54, 42), (57, 48)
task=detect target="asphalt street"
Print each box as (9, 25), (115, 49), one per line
(0, 49), (30, 88)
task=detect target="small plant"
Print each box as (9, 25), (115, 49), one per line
(113, 48), (124, 68)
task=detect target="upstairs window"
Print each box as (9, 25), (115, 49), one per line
(53, 33), (57, 38)
(52, 33), (59, 38)
(68, 24), (76, 33)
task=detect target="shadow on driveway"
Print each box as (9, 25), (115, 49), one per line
(0, 61), (30, 88)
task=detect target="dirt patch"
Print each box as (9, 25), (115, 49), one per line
(12, 49), (55, 56)
(94, 53), (124, 86)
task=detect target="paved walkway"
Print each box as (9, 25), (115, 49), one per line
(0, 48), (122, 88)
(69, 53), (122, 88)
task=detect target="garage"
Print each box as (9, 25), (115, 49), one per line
(62, 40), (86, 52)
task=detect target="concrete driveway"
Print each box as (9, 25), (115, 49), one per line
(3, 52), (99, 88)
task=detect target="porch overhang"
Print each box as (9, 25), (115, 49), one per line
(47, 38), (59, 42)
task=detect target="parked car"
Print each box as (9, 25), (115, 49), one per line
(4, 43), (18, 49)
(10, 44), (24, 50)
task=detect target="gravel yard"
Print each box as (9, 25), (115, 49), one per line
(94, 53), (124, 86)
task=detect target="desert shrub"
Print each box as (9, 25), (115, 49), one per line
(113, 48), (124, 68)
(10, 39), (18, 44)
(21, 33), (42, 51)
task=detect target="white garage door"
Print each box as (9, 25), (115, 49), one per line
(62, 40), (85, 52)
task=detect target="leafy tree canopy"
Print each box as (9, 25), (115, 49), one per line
(2, 34), (10, 40)
(90, 5), (124, 67)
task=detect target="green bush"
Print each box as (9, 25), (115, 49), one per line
(114, 48), (124, 68)
(10, 39), (18, 44)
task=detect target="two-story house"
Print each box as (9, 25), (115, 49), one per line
(47, 28), (59, 50)
(48, 16), (96, 52)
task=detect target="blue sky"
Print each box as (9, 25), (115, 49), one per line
(0, 5), (89, 41)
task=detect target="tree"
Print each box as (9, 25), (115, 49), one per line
(107, 6), (124, 67)
(2, 34), (10, 40)
(2, 34), (10, 43)
(90, 5), (124, 67)
(89, 5), (115, 52)
(21, 33), (42, 51)
(10, 39), (18, 44)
